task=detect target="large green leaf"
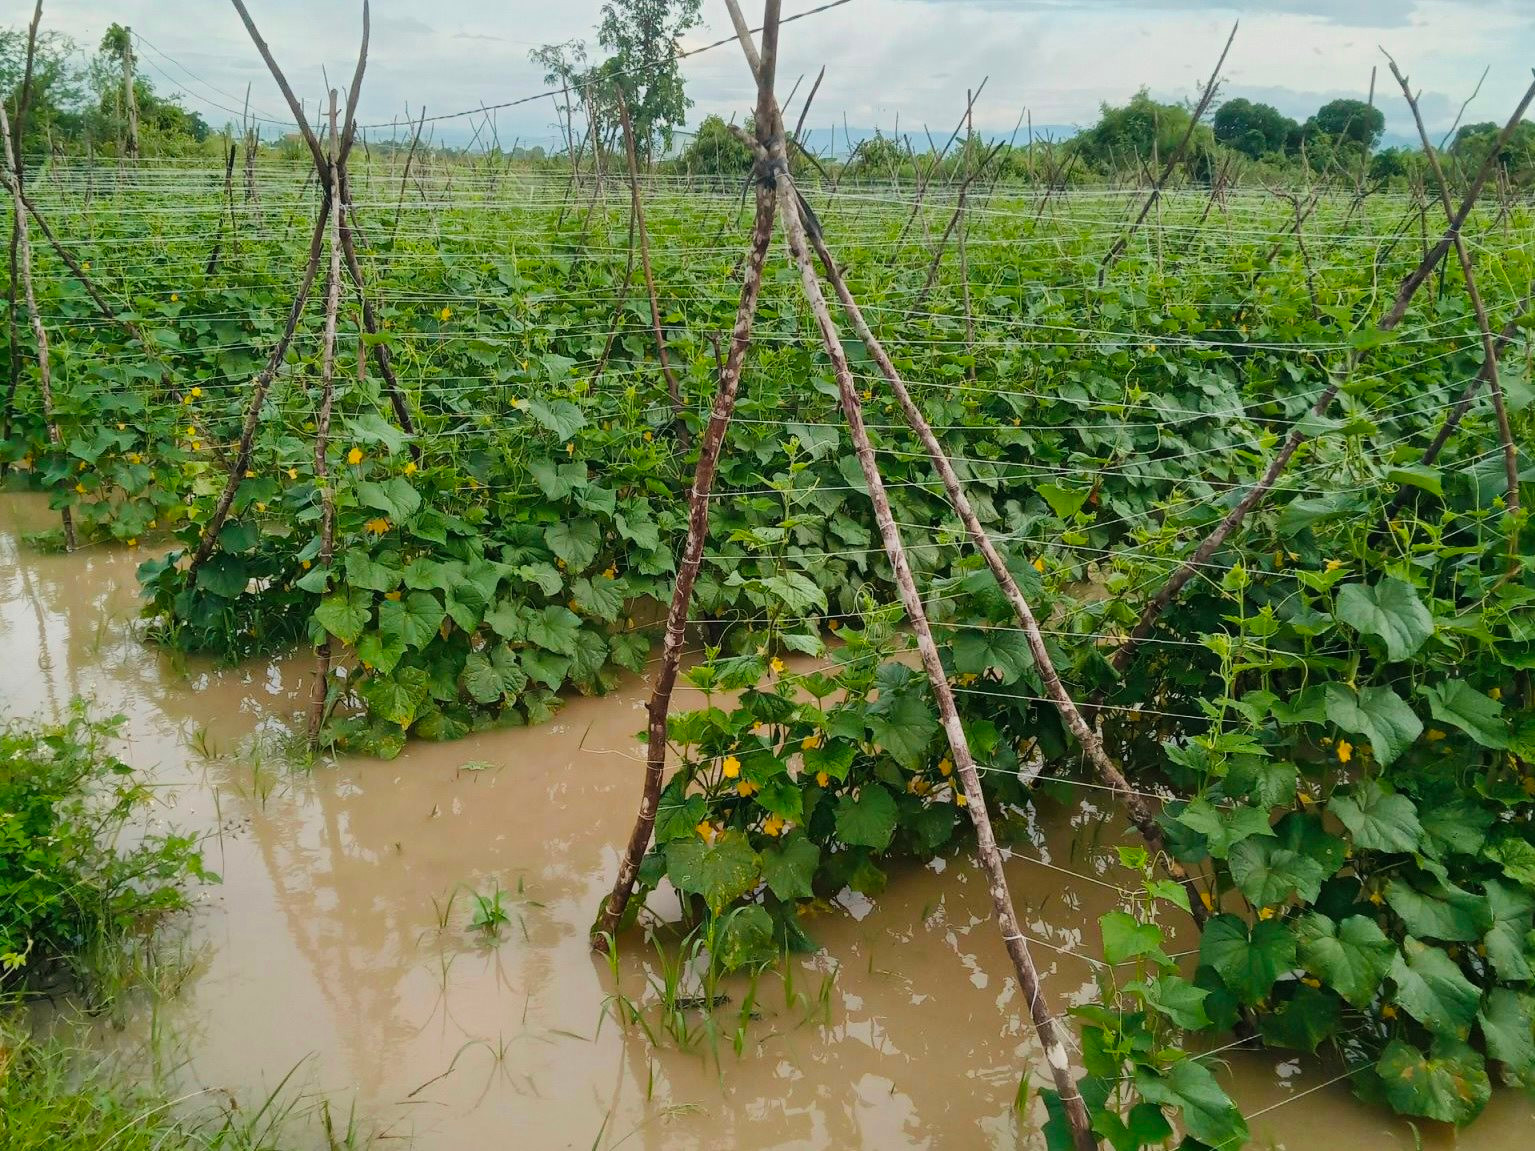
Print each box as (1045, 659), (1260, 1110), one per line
(1419, 797), (1494, 858)
(1174, 799), (1274, 859)
(834, 787), (898, 851)
(195, 553), (249, 598)
(1390, 937), (1481, 1037)
(1420, 680), (1509, 749)
(1486, 837), (1535, 891)
(343, 548), (402, 593)
(1126, 973), (1209, 1029)
(357, 477), (421, 523)
(1258, 983), (1342, 1053)
(1483, 879), (1535, 982)
(1479, 988), (1535, 1086)
(1200, 914), (1296, 1005)
(1133, 1057), (1248, 1149)
(377, 591), (444, 651)
(544, 518), (600, 570)
(664, 832), (760, 913)
(867, 666), (938, 769)
(1227, 812), (1341, 906)
(1101, 912), (1173, 968)
(1334, 577), (1433, 661)
(570, 575), (624, 622)
(758, 572), (828, 615)
(1385, 878), (1491, 942)
(760, 831), (820, 902)
(1323, 684), (1422, 766)
(525, 397), (586, 441)
(359, 666), (430, 730)
(525, 604), (583, 655)
(1295, 912), (1396, 1007)
(1376, 1037), (1490, 1125)
(1328, 780), (1423, 854)
(314, 588), (371, 644)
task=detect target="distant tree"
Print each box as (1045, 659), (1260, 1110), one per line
(848, 130), (907, 176)
(1074, 89), (1213, 173)
(1368, 146), (1418, 184)
(1212, 97), (1298, 159)
(1449, 119), (1535, 183)
(529, 38), (589, 156)
(1, 25), (85, 157)
(673, 113), (752, 176)
(596, 0), (703, 163)
(1303, 98), (1384, 150)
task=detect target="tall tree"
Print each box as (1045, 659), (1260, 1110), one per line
(1303, 97), (1384, 149)
(596, 0), (702, 164)
(1212, 97), (1298, 159)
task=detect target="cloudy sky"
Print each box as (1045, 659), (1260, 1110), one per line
(24, 0), (1535, 151)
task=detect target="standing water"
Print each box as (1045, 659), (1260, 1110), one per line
(1, 491), (1524, 1149)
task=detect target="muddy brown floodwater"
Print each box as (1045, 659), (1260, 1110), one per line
(2, 491), (1527, 1149)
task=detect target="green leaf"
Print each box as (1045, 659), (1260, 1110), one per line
(345, 411), (410, 455)
(1483, 879), (1535, 982)
(1386, 464), (1443, 498)
(1228, 812), (1340, 907)
(1328, 780), (1423, 854)
(314, 588), (371, 644)
(664, 832), (760, 913)
(517, 562), (564, 597)
(1145, 878), (1192, 915)
(520, 648), (571, 690)
(834, 787), (898, 851)
(1385, 879), (1490, 942)
(1390, 937), (1481, 1037)
(785, 420), (840, 461)
(760, 831), (820, 901)
(1258, 983), (1342, 1053)
(1486, 837), (1535, 891)
(357, 477), (421, 523)
(1038, 482), (1091, 519)
(343, 547), (402, 593)
(571, 576), (624, 622)
(1127, 973), (1209, 1029)
(529, 458), (586, 499)
(355, 628), (406, 675)
(867, 666), (938, 769)
(463, 651), (508, 704)
(1376, 1037), (1490, 1125)
(609, 631), (650, 673)
(359, 666), (430, 730)
(802, 740), (857, 783)
(526, 397), (586, 441)
(1335, 577), (1433, 661)
(195, 553), (248, 598)
(1295, 912), (1396, 1007)
(1200, 914), (1296, 1005)
(1420, 681), (1508, 749)
(525, 604), (583, 656)
(380, 591), (444, 652)
(1324, 683), (1423, 766)
(758, 572), (828, 615)
(1419, 797), (1494, 858)
(1174, 799), (1274, 859)
(1133, 1057), (1248, 1149)
(544, 519), (600, 570)
(715, 905), (776, 972)
(952, 626), (1035, 686)
(1479, 988), (1535, 1086)
(1101, 912), (1173, 968)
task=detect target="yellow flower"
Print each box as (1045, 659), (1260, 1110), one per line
(1199, 890), (1216, 912)
(762, 815), (785, 837)
(1300, 976), (1321, 988)
(1257, 907), (1276, 920)
(364, 517), (391, 535)
(1324, 559), (1343, 573)
(1032, 557), (1045, 573)
(1336, 739), (1353, 765)
(82, 260), (90, 271)
(602, 566), (617, 580)
(170, 292), (179, 302)
(695, 821), (716, 843)
(815, 771), (830, 787)
(126, 538), (137, 547)
(643, 431), (653, 442)
(439, 306), (452, 322)
(347, 447), (364, 465)
(955, 793), (967, 807)
(1381, 1004), (1397, 1020)
(828, 619), (839, 631)
(736, 780), (757, 797)
(801, 733), (822, 750)
(1425, 728), (1447, 742)
(127, 453), (141, 465)
(566, 442), (575, 455)
(1368, 890), (1384, 906)
(722, 755), (741, 779)
(1489, 687), (1502, 701)
(288, 467), (298, 480)
(301, 560), (311, 570)
(186, 425), (196, 437)
(190, 386), (202, 398)
(404, 461), (417, 475)
(750, 721), (765, 735)
(938, 757), (953, 777)
(770, 656), (785, 674)
(385, 589), (402, 601)
(256, 502), (267, 512)
(191, 440), (201, 452)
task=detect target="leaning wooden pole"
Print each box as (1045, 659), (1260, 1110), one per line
(1387, 58), (1521, 541)
(725, 5), (1095, 1145)
(308, 91), (345, 747)
(3, 0), (45, 476)
(804, 225), (1208, 925)
(1, 104), (74, 551)
(591, 12), (784, 949)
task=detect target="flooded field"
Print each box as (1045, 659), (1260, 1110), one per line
(2, 490), (1527, 1150)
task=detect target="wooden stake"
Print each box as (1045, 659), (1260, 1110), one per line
(1, 104), (74, 550)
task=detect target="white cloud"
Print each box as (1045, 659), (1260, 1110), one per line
(23, 0), (1533, 149)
